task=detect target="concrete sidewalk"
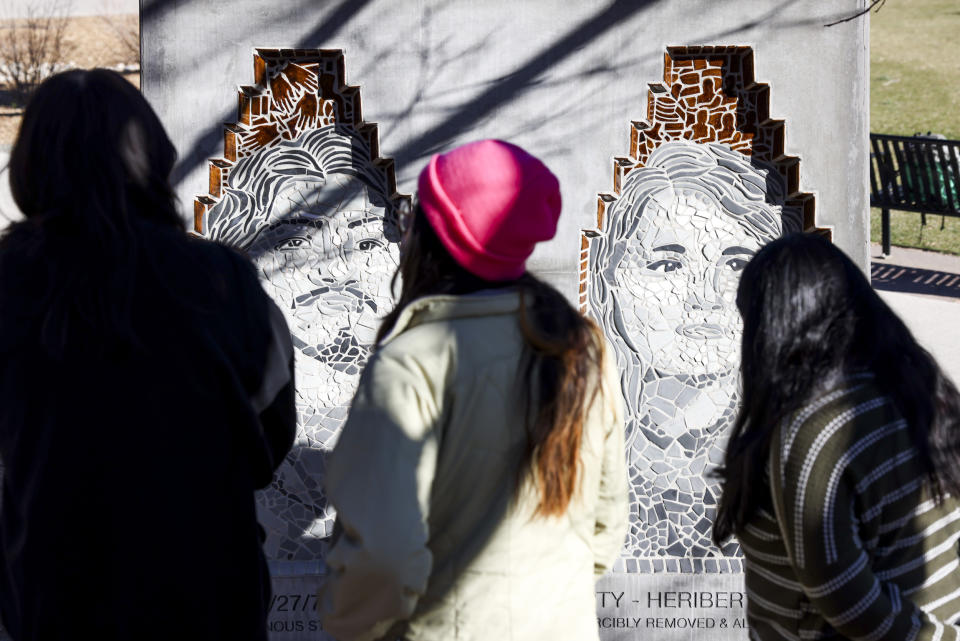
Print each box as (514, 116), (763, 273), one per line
(872, 244), (960, 384)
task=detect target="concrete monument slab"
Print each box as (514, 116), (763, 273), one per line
(141, 2), (869, 639)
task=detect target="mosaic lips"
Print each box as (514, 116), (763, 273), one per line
(292, 326), (372, 370)
(676, 323), (726, 339)
(317, 328), (371, 372)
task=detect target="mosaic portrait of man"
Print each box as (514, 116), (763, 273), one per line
(205, 125), (401, 561)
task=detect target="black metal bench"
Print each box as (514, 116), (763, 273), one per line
(869, 133), (960, 255)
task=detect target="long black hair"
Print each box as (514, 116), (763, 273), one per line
(377, 204), (607, 516)
(1, 69), (181, 356)
(713, 233), (960, 543)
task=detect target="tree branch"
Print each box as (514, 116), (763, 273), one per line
(824, 0), (885, 27)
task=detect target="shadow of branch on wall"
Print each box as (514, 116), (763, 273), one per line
(168, 0), (377, 187)
(389, 0), (660, 163)
(169, 0), (662, 189)
(166, 0), (848, 198)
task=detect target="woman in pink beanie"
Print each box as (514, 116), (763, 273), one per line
(319, 139), (629, 641)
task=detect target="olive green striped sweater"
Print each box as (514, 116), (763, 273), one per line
(739, 374), (960, 640)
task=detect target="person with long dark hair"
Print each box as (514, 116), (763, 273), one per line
(317, 140), (628, 640)
(714, 233), (960, 640)
(0, 70), (296, 640)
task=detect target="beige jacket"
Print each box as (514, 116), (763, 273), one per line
(318, 290), (628, 641)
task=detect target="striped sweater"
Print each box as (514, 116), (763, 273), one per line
(738, 374), (960, 641)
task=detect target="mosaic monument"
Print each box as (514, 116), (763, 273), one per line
(582, 47), (824, 576)
(195, 49), (406, 566)
(189, 44), (830, 641)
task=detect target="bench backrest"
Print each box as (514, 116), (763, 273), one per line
(870, 133), (960, 215)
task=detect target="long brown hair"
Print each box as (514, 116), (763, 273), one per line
(378, 205), (607, 516)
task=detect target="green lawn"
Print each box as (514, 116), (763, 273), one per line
(872, 208), (960, 256)
(870, 0), (960, 253)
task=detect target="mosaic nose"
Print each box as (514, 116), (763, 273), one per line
(684, 278), (724, 312)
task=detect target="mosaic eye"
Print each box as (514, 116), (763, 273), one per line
(275, 237), (309, 251)
(646, 259), (683, 273)
(356, 239), (384, 251)
(723, 257), (749, 272)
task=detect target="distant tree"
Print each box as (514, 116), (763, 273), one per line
(0, 0), (72, 102)
(98, 13), (139, 66)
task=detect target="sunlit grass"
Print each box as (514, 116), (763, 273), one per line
(870, 0), (960, 252)
(871, 208), (960, 256)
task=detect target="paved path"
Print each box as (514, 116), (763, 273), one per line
(871, 243), (960, 385)
(872, 245), (960, 299)
(879, 289), (960, 384)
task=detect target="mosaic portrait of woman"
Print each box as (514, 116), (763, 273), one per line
(586, 140), (802, 570)
(205, 125), (401, 561)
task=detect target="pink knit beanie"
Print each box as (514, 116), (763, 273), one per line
(417, 139), (562, 281)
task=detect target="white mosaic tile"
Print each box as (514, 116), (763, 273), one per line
(586, 141), (802, 569)
(206, 126), (400, 560)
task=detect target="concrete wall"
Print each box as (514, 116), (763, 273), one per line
(141, 1), (869, 639)
(142, 0), (870, 283)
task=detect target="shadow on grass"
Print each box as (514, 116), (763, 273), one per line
(872, 261), (960, 299)
(0, 88), (25, 113)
